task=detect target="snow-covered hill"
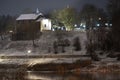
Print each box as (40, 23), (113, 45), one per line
(0, 31), (87, 55)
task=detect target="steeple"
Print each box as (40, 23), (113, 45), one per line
(36, 8), (39, 14)
(67, 4), (70, 8)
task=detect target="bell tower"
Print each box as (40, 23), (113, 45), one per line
(36, 8), (39, 14)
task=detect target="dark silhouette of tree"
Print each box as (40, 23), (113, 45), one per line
(73, 37), (81, 51)
(0, 15), (6, 40)
(79, 4), (98, 29)
(107, 0), (120, 51)
(6, 15), (16, 32)
(79, 4), (107, 29)
(28, 21), (40, 47)
(107, 0), (120, 17)
(53, 41), (58, 54)
(79, 4), (107, 60)
(112, 11), (120, 51)
(0, 15), (15, 40)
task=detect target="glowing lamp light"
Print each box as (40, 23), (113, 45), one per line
(52, 28), (55, 31)
(110, 24), (112, 26)
(97, 24), (100, 27)
(9, 30), (13, 33)
(74, 24), (77, 27)
(83, 25), (86, 28)
(99, 17), (101, 20)
(27, 50), (31, 54)
(105, 23), (108, 26)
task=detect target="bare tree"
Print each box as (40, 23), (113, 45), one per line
(107, 0), (120, 51)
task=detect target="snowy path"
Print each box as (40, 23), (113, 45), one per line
(0, 54), (90, 59)
(0, 58), (91, 66)
(0, 54), (91, 66)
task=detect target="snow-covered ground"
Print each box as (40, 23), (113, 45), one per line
(0, 31), (87, 55)
(0, 31), (120, 68)
(0, 57), (91, 65)
(0, 31), (89, 65)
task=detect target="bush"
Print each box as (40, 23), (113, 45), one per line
(64, 39), (70, 46)
(73, 37), (81, 51)
(117, 54), (120, 61)
(53, 41), (58, 54)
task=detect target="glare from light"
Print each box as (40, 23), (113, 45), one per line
(99, 17), (101, 20)
(52, 28), (55, 31)
(110, 24), (112, 26)
(105, 23), (108, 26)
(27, 50), (31, 54)
(83, 25), (86, 28)
(97, 24), (100, 27)
(74, 24), (77, 27)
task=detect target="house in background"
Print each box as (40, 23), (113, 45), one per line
(16, 9), (52, 32)
(16, 13), (42, 33)
(14, 9), (52, 40)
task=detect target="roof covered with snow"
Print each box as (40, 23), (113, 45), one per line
(16, 13), (43, 21)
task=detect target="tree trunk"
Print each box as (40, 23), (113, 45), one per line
(0, 34), (4, 40)
(32, 32), (35, 47)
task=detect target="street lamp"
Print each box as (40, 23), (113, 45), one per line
(99, 17), (101, 20)
(27, 50), (32, 59)
(27, 50), (31, 54)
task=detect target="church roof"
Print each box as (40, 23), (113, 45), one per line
(16, 13), (43, 20)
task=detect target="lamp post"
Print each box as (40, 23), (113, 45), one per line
(27, 50), (31, 59)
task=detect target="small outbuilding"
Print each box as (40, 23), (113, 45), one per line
(14, 9), (52, 40)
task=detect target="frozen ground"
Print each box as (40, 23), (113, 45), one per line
(0, 31), (120, 67)
(0, 31), (89, 65)
(0, 57), (91, 65)
(0, 31), (87, 55)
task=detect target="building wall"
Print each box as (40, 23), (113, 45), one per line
(15, 20), (40, 40)
(40, 19), (52, 31)
(16, 20), (40, 33)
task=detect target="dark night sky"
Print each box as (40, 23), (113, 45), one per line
(0, 0), (108, 16)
